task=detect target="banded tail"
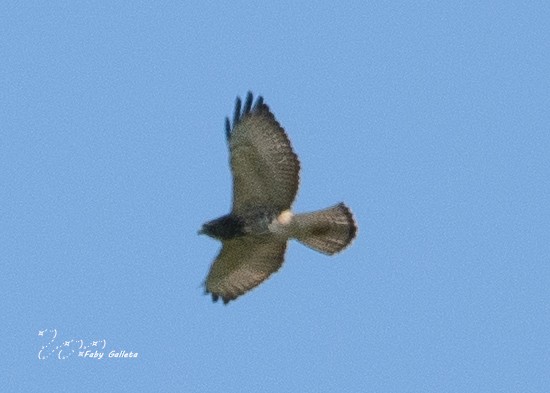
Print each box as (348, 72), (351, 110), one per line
(293, 203), (357, 255)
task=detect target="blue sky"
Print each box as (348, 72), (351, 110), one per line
(2, 1), (549, 392)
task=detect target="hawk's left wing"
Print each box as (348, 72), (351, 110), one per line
(225, 92), (300, 215)
(204, 236), (287, 304)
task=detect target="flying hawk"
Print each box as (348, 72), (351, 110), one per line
(199, 92), (357, 304)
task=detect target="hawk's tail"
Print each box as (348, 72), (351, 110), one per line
(293, 203), (357, 255)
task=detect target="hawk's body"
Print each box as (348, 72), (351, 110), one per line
(200, 92), (357, 303)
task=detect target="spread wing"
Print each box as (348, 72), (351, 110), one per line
(225, 92), (300, 215)
(204, 236), (287, 304)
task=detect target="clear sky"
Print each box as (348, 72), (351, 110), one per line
(2, 2), (549, 392)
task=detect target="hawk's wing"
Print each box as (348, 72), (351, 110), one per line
(225, 92), (300, 215)
(204, 236), (287, 304)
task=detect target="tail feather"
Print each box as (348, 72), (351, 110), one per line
(293, 203), (357, 255)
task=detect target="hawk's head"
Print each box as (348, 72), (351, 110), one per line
(199, 215), (245, 240)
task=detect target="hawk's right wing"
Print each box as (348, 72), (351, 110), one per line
(204, 236), (287, 304)
(225, 92), (300, 215)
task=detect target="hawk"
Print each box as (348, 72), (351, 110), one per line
(199, 92), (357, 304)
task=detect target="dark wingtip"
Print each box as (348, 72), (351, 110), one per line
(243, 91), (253, 115)
(254, 95), (264, 110)
(208, 292), (233, 305)
(225, 117), (231, 140)
(226, 92), (264, 137)
(233, 96), (242, 129)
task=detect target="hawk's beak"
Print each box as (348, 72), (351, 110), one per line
(198, 227), (205, 235)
